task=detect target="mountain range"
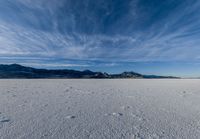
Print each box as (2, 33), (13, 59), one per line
(0, 64), (179, 79)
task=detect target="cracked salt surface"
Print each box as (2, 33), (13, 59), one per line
(0, 79), (200, 139)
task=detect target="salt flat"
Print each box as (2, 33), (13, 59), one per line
(0, 79), (200, 139)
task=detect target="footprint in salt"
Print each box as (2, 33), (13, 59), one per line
(66, 115), (76, 119)
(0, 115), (10, 123)
(65, 89), (70, 92)
(181, 90), (190, 97)
(121, 105), (131, 110)
(44, 104), (48, 107)
(1, 119), (10, 123)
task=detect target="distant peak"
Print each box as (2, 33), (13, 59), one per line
(10, 64), (23, 67)
(83, 69), (93, 72)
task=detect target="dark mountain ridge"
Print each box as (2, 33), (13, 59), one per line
(0, 64), (179, 79)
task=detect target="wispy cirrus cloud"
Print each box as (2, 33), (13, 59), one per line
(0, 0), (200, 75)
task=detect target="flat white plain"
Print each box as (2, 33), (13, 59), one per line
(0, 79), (200, 139)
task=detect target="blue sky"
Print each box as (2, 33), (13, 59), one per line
(0, 0), (200, 77)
